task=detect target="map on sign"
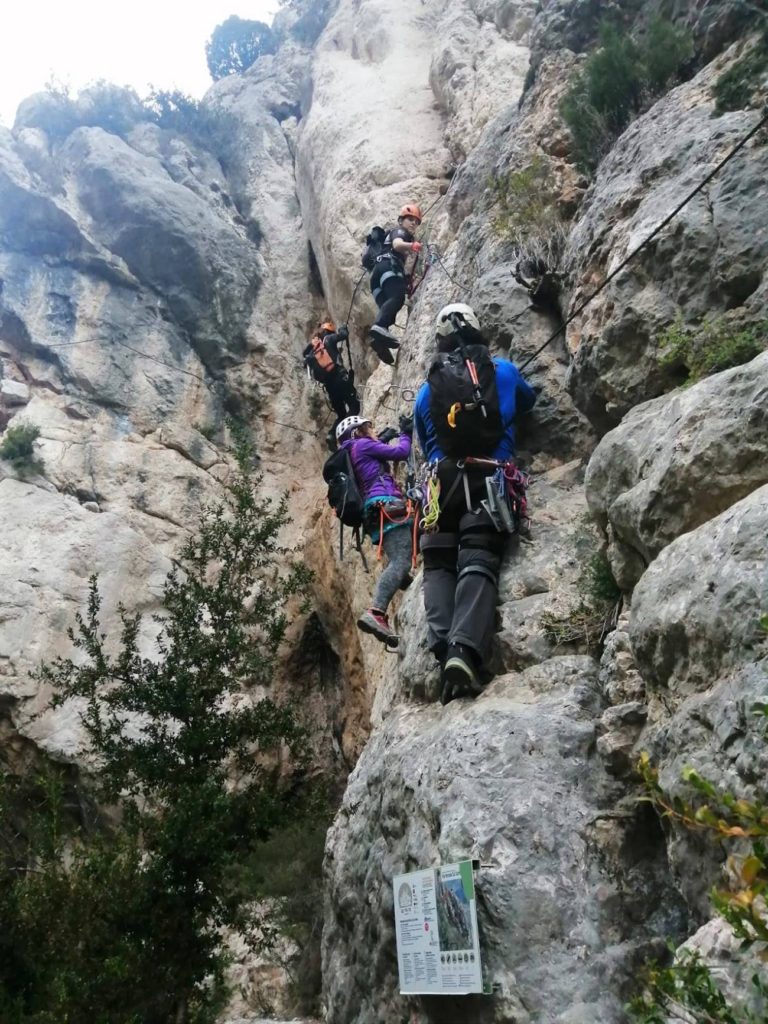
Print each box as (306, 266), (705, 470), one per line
(392, 860), (483, 995)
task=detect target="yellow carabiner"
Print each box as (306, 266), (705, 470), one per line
(447, 402), (461, 429)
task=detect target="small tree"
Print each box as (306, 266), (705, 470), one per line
(206, 16), (276, 81)
(0, 431), (312, 1022)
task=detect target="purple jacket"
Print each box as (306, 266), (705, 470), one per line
(342, 433), (411, 501)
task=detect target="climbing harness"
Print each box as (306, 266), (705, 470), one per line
(368, 499), (420, 570)
(310, 335), (335, 373)
(419, 457), (529, 535)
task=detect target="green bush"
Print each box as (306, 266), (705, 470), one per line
(0, 431), (314, 1022)
(0, 423), (42, 478)
(540, 544), (621, 652)
(658, 314), (768, 385)
(561, 17), (693, 171)
(713, 33), (768, 114)
(489, 155), (566, 267)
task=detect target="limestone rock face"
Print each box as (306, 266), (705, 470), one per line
(564, 43), (768, 430)
(585, 350), (768, 589)
(324, 659), (685, 1024)
(629, 485), (768, 695)
(3, 0), (768, 1020)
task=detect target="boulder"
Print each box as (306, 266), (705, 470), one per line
(629, 484), (768, 695)
(564, 45), (768, 430)
(324, 658), (686, 1024)
(586, 350), (768, 589)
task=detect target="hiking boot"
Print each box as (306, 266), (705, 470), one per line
(370, 335), (395, 365)
(370, 324), (401, 348)
(357, 608), (399, 648)
(440, 643), (483, 706)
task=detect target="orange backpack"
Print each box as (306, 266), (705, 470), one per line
(311, 335), (335, 373)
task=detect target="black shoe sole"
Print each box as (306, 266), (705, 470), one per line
(370, 338), (395, 365)
(442, 657), (483, 696)
(370, 327), (401, 348)
(357, 616), (399, 648)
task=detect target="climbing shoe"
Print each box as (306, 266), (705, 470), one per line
(370, 335), (395, 365)
(357, 608), (399, 648)
(440, 643), (483, 706)
(370, 324), (401, 348)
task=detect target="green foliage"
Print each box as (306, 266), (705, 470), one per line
(0, 435), (314, 1022)
(643, 16), (695, 94)
(206, 16), (276, 81)
(0, 423), (42, 477)
(658, 314), (768, 385)
(488, 155), (566, 267)
(561, 17), (693, 171)
(629, 947), (767, 1023)
(632, 729), (768, 1023)
(714, 34), (768, 114)
(586, 552), (622, 606)
(540, 546), (621, 652)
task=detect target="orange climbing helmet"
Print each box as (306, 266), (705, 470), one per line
(318, 320), (336, 335)
(399, 204), (422, 224)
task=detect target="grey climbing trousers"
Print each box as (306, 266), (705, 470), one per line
(372, 524), (413, 613)
(420, 462), (508, 666)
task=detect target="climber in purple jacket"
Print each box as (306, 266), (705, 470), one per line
(336, 413), (415, 647)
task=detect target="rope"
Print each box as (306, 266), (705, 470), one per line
(18, 336), (208, 384)
(518, 108), (768, 373)
(342, 268), (367, 329)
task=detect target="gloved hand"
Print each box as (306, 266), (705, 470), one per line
(398, 413), (414, 436)
(411, 241), (422, 253)
(377, 426), (398, 443)
(336, 325), (349, 340)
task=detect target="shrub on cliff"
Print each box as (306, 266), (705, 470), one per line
(0, 430), (313, 1022)
(713, 32), (768, 113)
(631, 691), (768, 1023)
(206, 16), (276, 81)
(0, 423), (43, 478)
(489, 155), (567, 265)
(657, 314), (768, 385)
(561, 17), (693, 171)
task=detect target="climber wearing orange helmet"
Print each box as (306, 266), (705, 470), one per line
(303, 320), (360, 438)
(368, 203), (423, 365)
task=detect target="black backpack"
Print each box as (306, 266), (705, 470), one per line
(361, 226), (387, 271)
(427, 345), (503, 458)
(322, 447), (364, 527)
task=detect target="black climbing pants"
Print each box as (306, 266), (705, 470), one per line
(325, 369), (360, 421)
(370, 260), (407, 330)
(420, 461), (508, 667)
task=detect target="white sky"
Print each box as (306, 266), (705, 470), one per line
(0, 1), (279, 127)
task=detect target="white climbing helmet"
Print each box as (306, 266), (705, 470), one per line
(336, 415), (371, 442)
(435, 302), (481, 337)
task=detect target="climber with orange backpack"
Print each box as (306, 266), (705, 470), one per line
(362, 203), (423, 365)
(303, 321), (361, 435)
(334, 413), (418, 648)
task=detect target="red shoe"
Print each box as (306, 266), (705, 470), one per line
(357, 608), (399, 647)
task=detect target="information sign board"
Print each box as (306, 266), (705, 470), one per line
(393, 860), (483, 995)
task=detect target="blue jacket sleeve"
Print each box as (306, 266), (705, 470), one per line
(515, 366), (537, 414)
(357, 435), (411, 462)
(414, 383), (430, 456)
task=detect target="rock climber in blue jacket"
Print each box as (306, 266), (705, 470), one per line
(414, 302), (536, 705)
